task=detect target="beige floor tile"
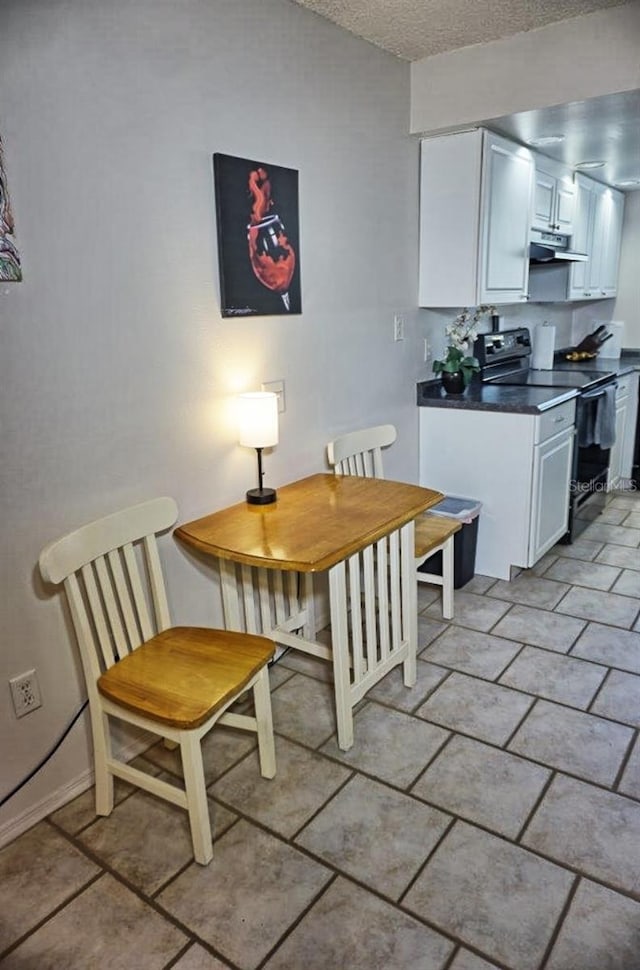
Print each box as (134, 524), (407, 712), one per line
(590, 668), (640, 727)
(595, 542), (640, 569)
(590, 506), (629, 525)
(623, 512), (640, 529)
(488, 574), (570, 609)
(416, 672), (534, 746)
(580, 522), (640, 548)
(270, 672), (337, 747)
(144, 725), (256, 781)
(157, 819), (331, 970)
(210, 736), (350, 838)
(618, 737), (640, 800)
(278, 650), (333, 683)
(404, 821), (574, 970)
(543, 557), (621, 590)
(77, 783), (235, 893)
(545, 878), (640, 970)
(296, 774), (450, 899)
(6, 873), (186, 969)
(509, 699), (633, 786)
(321, 701), (449, 789)
(367, 657), (449, 711)
(555, 586), (640, 628)
(498, 646), (606, 709)
(263, 877), (454, 970)
(421, 626), (521, 680)
(411, 735), (550, 839)
(522, 774), (640, 896)
(424, 590), (511, 632)
(572, 622), (640, 673)
(171, 943), (231, 969)
(49, 777), (133, 836)
(0, 823), (99, 950)
(417, 614), (448, 647)
(553, 538), (604, 561)
(611, 567), (640, 597)
(609, 494), (640, 511)
(458, 574), (497, 595)
(491, 604), (585, 653)
(449, 951), (501, 970)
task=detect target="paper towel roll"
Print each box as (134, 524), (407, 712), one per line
(599, 321), (624, 359)
(532, 323), (556, 370)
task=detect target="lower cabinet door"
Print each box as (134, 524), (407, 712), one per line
(529, 428), (575, 565)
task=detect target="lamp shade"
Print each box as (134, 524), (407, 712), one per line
(237, 392), (279, 448)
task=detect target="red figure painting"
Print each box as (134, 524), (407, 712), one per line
(214, 154), (301, 317)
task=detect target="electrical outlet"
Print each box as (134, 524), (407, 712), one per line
(261, 379), (286, 413)
(10, 669), (42, 718)
(393, 314), (405, 341)
(423, 339), (431, 362)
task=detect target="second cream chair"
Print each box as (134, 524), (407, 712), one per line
(327, 424), (461, 619)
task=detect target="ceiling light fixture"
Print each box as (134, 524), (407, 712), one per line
(575, 160), (606, 170)
(615, 178), (640, 188)
(528, 135), (565, 147)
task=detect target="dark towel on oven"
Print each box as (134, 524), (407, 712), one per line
(594, 384), (617, 449)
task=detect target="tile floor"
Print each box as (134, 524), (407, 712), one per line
(2, 491), (640, 970)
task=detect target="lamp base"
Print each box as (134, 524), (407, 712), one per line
(246, 487), (277, 505)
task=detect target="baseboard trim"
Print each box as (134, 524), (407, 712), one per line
(0, 732), (154, 850)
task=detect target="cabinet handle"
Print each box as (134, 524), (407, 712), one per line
(601, 290), (606, 296)
(554, 416), (566, 423)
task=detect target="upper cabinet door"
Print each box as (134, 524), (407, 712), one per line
(478, 133), (534, 305)
(569, 175), (625, 300)
(531, 163), (575, 234)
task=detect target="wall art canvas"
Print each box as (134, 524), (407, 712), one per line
(0, 135), (22, 282)
(213, 153), (301, 317)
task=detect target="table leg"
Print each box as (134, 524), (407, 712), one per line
(219, 559), (242, 630)
(328, 559), (354, 750)
(401, 520), (418, 687)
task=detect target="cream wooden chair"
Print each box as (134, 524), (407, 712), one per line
(39, 497), (276, 865)
(327, 425), (461, 619)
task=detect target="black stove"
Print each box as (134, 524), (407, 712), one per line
(474, 327), (616, 391)
(474, 327), (618, 543)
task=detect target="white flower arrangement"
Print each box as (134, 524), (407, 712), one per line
(433, 305), (496, 386)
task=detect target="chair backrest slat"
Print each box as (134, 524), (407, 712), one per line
(122, 542), (155, 641)
(327, 424), (396, 480)
(107, 547), (143, 649)
(143, 534), (171, 633)
(81, 561), (118, 669)
(94, 554), (131, 659)
(64, 573), (105, 688)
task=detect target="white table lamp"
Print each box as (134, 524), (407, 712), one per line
(238, 391), (279, 505)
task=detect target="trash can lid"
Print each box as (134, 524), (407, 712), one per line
(428, 496), (482, 521)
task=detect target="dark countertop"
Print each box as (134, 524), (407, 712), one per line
(552, 351), (640, 377)
(417, 350), (640, 414)
(417, 379), (578, 414)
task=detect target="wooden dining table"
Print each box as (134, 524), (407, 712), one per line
(175, 473), (443, 749)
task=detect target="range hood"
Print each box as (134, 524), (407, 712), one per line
(529, 229), (588, 264)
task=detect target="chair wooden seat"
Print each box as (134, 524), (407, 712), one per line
(327, 424), (460, 619)
(98, 627), (275, 729)
(414, 514), (461, 561)
(39, 497), (276, 866)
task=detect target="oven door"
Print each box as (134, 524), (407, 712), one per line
(565, 384), (614, 540)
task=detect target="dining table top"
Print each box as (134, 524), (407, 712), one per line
(175, 473), (444, 573)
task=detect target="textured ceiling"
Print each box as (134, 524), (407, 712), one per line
(290, 0), (628, 60)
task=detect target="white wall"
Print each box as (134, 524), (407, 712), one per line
(0, 0), (420, 841)
(410, 2), (640, 135)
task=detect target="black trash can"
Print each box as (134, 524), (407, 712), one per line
(418, 496), (482, 589)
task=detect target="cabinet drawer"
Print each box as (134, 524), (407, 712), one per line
(536, 399), (576, 444)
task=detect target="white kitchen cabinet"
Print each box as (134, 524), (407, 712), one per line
(609, 371), (639, 486)
(568, 175), (625, 300)
(419, 129), (534, 307)
(532, 159), (575, 234)
(418, 398), (575, 579)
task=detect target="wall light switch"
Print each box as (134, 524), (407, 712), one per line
(261, 380), (286, 413)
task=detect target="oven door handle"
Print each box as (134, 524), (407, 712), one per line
(581, 381), (618, 401)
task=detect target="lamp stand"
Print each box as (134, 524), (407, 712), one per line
(246, 447), (276, 505)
